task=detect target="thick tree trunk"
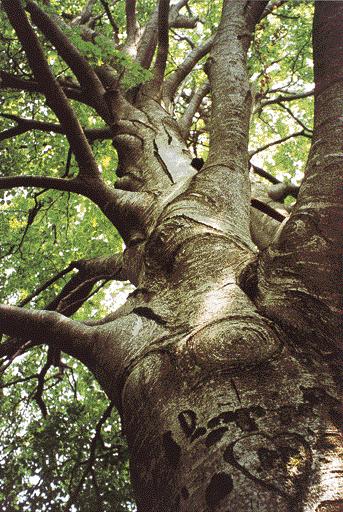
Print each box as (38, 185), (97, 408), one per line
(102, 251), (340, 512)
(0, 1), (342, 511)
(88, 153), (341, 511)
(122, 343), (340, 512)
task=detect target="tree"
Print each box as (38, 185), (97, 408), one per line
(0, 0), (341, 510)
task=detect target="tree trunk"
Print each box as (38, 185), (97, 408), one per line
(0, 1), (342, 511)
(95, 228), (340, 512)
(88, 94), (341, 508)
(123, 345), (341, 512)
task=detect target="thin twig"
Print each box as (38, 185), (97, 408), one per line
(64, 401), (115, 511)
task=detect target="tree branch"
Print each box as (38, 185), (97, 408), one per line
(3, 0), (100, 178)
(192, 0), (266, 243)
(151, 0), (170, 91)
(0, 71), (88, 104)
(0, 305), (92, 364)
(207, 0), (268, 169)
(251, 197), (286, 222)
(257, 89), (314, 111)
(0, 174), (80, 194)
(267, 182), (299, 201)
(256, 2), (343, 350)
(64, 401), (115, 510)
(0, 126), (28, 142)
(249, 180), (289, 250)
(260, 0), (290, 21)
(100, 0), (120, 43)
(250, 163), (280, 184)
(163, 37), (213, 102)
(179, 81), (210, 138)
(71, 0), (97, 26)
(245, 0), (270, 37)
(0, 114), (112, 143)
(251, 164), (299, 198)
(278, 103), (313, 133)
(33, 355), (51, 417)
(46, 253), (126, 316)
(1, 254), (126, 372)
(0, 175), (85, 194)
(125, 0), (138, 49)
(170, 15), (197, 29)
(136, 0), (185, 70)
(17, 263), (78, 308)
(249, 130), (310, 157)
(0, 170), (152, 244)
(171, 31), (195, 49)
(25, 1), (109, 120)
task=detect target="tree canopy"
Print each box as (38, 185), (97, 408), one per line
(0, 0), (340, 511)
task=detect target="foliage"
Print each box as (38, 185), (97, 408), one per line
(249, 0), (314, 183)
(0, 351), (134, 511)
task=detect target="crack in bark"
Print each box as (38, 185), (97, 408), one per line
(153, 139), (175, 183)
(133, 306), (167, 326)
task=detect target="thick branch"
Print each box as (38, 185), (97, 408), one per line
(207, 0), (267, 168)
(171, 15), (197, 29)
(0, 168), (152, 245)
(0, 303), (145, 407)
(244, 0), (270, 39)
(25, 1), (109, 120)
(194, 0), (267, 242)
(163, 38), (213, 101)
(0, 175), (86, 194)
(136, 5), (160, 69)
(268, 182), (299, 201)
(125, 0), (138, 48)
(0, 126), (28, 142)
(256, 2), (343, 350)
(136, 0), (185, 70)
(3, 0), (100, 178)
(1, 254), (126, 369)
(152, 0), (170, 90)
(0, 173), (152, 244)
(0, 305), (91, 364)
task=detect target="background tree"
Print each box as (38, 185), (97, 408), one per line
(0, 0), (341, 511)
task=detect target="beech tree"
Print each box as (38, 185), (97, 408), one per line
(0, 0), (342, 510)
